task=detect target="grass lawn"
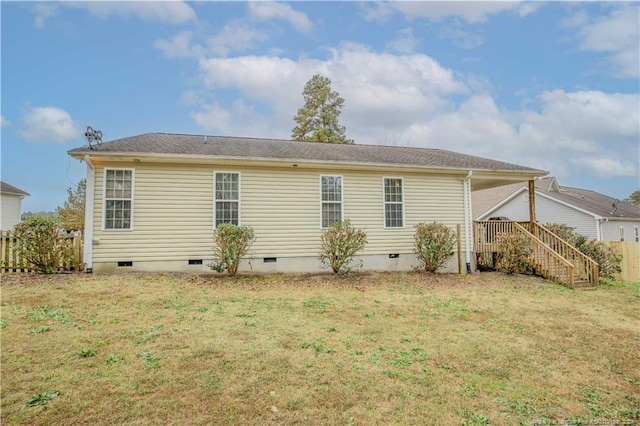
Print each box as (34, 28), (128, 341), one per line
(1, 271), (639, 425)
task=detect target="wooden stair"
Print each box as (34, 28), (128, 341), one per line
(475, 220), (599, 290)
(573, 280), (597, 290)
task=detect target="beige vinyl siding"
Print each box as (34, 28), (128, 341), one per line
(345, 173), (464, 254)
(90, 161), (467, 263)
(92, 163), (214, 262)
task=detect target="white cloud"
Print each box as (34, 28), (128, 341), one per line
(32, 3), (57, 28)
(155, 23), (269, 59)
(154, 31), (201, 59)
(568, 4), (640, 78)
(570, 156), (638, 178)
(194, 43), (468, 138)
(58, 1), (195, 25)
(191, 100), (268, 137)
(400, 95), (519, 157)
(22, 106), (81, 143)
(359, 2), (395, 23)
(366, 1), (535, 24)
(206, 22), (269, 56)
(191, 44), (638, 181)
(181, 90), (204, 106)
(439, 20), (485, 49)
(512, 90), (639, 178)
(248, 2), (312, 33)
(1, 115), (9, 127)
(387, 28), (418, 54)
(528, 90), (639, 141)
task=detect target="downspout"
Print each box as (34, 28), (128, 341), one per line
(463, 171), (473, 274)
(596, 218), (604, 241)
(83, 155), (95, 273)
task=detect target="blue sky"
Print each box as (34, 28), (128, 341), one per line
(2, 1), (639, 213)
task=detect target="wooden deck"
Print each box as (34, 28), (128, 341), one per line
(474, 221), (598, 289)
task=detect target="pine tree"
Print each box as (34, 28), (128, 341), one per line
(624, 189), (640, 207)
(291, 74), (353, 144)
(57, 179), (86, 231)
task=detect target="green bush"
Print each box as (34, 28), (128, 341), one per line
(495, 232), (533, 275)
(319, 220), (367, 274)
(576, 240), (622, 280)
(210, 223), (256, 276)
(544, 223), (580, 246)
(413, 222), (456, 273)
(13, 216), (72, 274)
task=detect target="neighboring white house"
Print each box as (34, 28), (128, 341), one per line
(472, 177), (640, 242)
(0, 181), (30, 231)
(68, 133), (547, 274)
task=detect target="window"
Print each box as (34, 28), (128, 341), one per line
(215, 172), (239, 227)
(384, 177), (403, 228)
(104, 169), (133, 230)
(321, 175), (342, 228)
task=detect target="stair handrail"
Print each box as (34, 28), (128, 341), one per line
(512, 222), (575, 288)
(519, 222), (599, 286)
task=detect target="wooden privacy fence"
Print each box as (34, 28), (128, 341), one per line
(1, 232), (84, 274)
(604, 241), (639, 283)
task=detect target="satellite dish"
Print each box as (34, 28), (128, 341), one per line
(610, 199), (619, 215)
(85, 126), (103, 149)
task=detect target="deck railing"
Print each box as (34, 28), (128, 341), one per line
(474, 221), (598, 288)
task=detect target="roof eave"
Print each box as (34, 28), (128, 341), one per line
(69, 150), (547, 177)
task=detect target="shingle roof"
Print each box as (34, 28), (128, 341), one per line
(473, 177), (640, 219)
(471, 180), (525, 219)
(68, 132), (546, 174)
(554, 184), (640, 219)
(0, 181), (30, 196)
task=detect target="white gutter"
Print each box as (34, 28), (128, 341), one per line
(83, 155), (95, 273)
(463, 170), (473, 274)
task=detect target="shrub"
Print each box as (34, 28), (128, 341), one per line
(495, 232), (532, 275)
(576, 240), (622, 280)
(210, 223), (256, 276)
(13, 216), (73, 274)
(319, 220), (367, 274)
(544, 223), (580, 246)
(413, 222), (456, 273)
(543, 223), (622, 281)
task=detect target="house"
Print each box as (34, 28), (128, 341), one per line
(68, 133), (547, 274)
(472, 177), (640, 242)
(0, 181), (30, 231)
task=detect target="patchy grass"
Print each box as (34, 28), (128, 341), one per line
(1, 272), (638, 425)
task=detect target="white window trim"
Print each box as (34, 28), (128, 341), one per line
(213, 171), (241, 229)
(382, 176), (405, 229)
(319, 175), (344, 229)
(102, 167), (135, 231)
